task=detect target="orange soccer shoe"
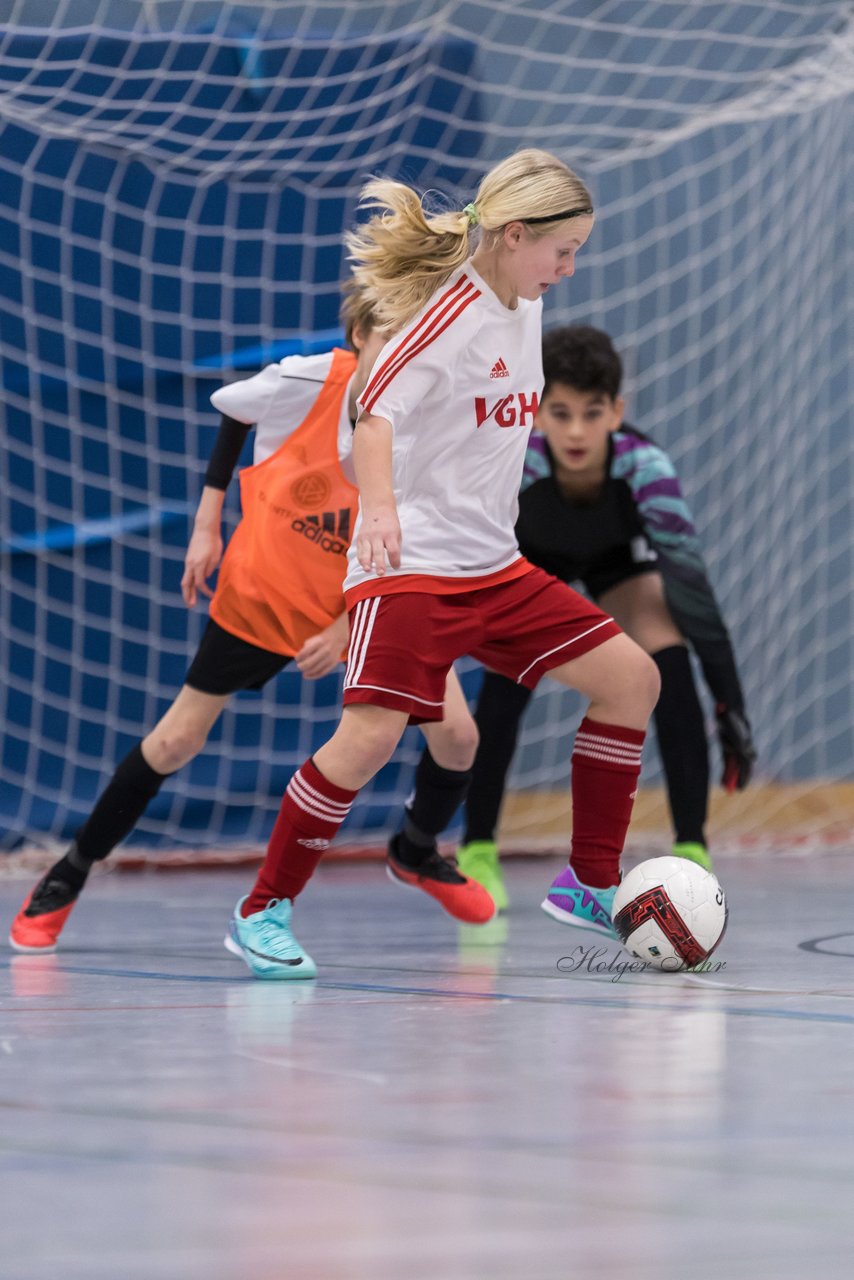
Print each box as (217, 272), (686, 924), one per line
(386, 835), (496, 925)
(9, 873), (79, 953)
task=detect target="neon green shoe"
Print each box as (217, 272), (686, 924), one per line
(672, 842), (714, 873)
(456, 841), (509, 912)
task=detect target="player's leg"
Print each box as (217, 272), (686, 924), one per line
(540, 630), (659, 932)
(473, 568), (659, 936)
(228, 592), (493, 979)
(599, 573), (712, 870)
(9, 619), (287, 952)
(9, 686), (228, 953)
(387, 668), (495, 924)
(456, 672), (533, 910)
(227, 702), (409, 979)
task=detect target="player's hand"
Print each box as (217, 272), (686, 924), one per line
(295, 615), (349, 679)
(356, 505), (401, 575)
(181, 525), (223, 607)
(716, 705), (756, 792)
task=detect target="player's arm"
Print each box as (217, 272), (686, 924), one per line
(182, 413), (251, 607)
(352, 411), (401, 574)
(662, 564), (756, 791)
(183, 362), (284, 606)
(352, 300), (468, 575)
(294, 610), (350, 680)
(618, 435), (756, 790)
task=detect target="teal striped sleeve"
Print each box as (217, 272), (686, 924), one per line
(611, 431), (745, 711)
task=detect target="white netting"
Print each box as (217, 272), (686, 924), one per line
(1, 1), (852, 854)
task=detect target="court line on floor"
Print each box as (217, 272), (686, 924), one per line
(798, 933), (854, 958)
(233, 1047), (388, 1085)
(5, 961), (854, 1024)
(3, 962), (236, 983)
(317, 979), (854, 1024)
(683, 973), (854, 998)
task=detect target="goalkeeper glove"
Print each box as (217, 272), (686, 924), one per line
(716, 705), (756, 793)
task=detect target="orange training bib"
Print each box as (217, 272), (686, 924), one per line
(210, 348), (359, 657)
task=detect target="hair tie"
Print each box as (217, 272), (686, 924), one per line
(463, 202), (479, 227)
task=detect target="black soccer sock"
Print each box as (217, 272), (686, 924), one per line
(71, 742), (172, 868)
(463, 672), (532, 845)
(652, 645), (710, 847)
(396, 749), (472, 866)
(43, 849), (90, 894)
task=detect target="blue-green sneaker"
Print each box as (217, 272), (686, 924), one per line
(541, 865), (617, 936)
(672, 841), (714, 872)
(225, 897), (317, 980)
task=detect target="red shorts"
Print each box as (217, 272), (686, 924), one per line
(343, 564), (622, 724)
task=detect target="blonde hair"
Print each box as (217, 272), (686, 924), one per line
(339, 277), (379, 348)
(345, 149), (592, 330)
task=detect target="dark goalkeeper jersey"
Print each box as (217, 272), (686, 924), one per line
(516, 442), (650, 587)
(518, 426), (745, 712)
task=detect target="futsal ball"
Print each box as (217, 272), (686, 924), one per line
(611, 856), (727, 970)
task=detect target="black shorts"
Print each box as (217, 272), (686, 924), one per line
(577, 535), (660, 601)
(184, 619), (292, 695)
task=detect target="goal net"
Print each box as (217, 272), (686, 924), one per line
(1, 1), (852, 858)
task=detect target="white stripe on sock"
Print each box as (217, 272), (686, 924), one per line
(573, 745), (643, 767)
(575, 733), (642, 762)
(576, 730), (643, 753)
(574, 743), (638, 758)
(290, 770), (352, 815)
(288, 774), (352, 825)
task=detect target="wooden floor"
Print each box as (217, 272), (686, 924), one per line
(499, 781), (854, 850)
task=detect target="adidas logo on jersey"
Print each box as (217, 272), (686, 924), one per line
(490, 357), (510, 379)
(291, 508), (352, 556)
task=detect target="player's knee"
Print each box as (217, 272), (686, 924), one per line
(143, 723), (208, 774)
(596, 644), (660, 724)
(428, 717), (479, 772)
(451, 718), (480, 771)
(317, 708), (408, 789)
(353, 720), (404, 775)
(630, 648), (661, 717)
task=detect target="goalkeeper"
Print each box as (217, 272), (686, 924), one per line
(449, 325), (756, 910)
(10, 285), (487, 953)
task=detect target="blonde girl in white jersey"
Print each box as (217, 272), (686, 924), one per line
(228, 149), (660, 980)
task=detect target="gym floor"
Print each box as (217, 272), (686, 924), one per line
(2, 852), (853, 1279)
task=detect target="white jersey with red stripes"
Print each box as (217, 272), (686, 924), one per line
(344, 263), (544, 596)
